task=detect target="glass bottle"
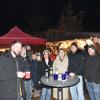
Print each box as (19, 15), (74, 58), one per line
(55, 67), (58, 74)
(50, 67), (53, 77)
(45, 69), (48, 78)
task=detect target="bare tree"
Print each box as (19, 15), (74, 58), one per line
(26, 0), (44, 33)
(58, 1), (84, 32)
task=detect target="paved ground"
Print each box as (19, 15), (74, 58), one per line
(32, 93), (90, 100)
(32, 87), (90, 100)
(32, 96), (90, 100)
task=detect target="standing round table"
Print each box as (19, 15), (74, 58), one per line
(41, 75), (80, 100)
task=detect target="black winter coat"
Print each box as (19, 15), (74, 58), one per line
(31, 60), (43, 89)
(68, 51), (85, 75)
(0, 52), (24, 100)
(40, 59), (53, 88)
(84, 54), (100, 83)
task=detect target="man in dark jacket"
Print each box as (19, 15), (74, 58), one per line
(0, 41), (25, 100)
(20, 46), (32, 100)
(31, 53), (42, 97)
(68, 42), (85, 100)
(84, 45), (100, 100)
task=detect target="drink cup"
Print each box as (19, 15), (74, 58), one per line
(53, 73), (58, 80)
(65, 71), (69, 79)
(17, 71), (25, 78)
(24, 71), (31, 79)
(62, 73), (66, 80)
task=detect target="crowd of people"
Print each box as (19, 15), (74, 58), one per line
(0, 36), (100, 100)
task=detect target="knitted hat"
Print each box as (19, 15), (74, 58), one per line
(71, 42), (78, 48)
(42, 50), (50, 55)
(88, 45), (96, 51)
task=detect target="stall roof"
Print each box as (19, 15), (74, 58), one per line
(0, 26), (47, 46)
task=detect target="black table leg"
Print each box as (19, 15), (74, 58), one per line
(57, 87), (63, 100)
(61, 88), (63, 100)
(57, 88), (59, 100)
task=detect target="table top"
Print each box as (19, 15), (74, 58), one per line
(41, 75), (80, 88)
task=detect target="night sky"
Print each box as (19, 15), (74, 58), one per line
(0, 0), (100, 36)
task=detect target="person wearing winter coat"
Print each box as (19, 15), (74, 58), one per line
(68, 42), (85, 100)
(40, 50), (53, 100)
(20, 46), (32, 100)
(31, 53), (42, 97)
(53, 48), (69, 100)
(84, 45), (100, 100)
(0, 41), (25, 100)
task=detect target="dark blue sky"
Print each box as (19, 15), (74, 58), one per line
(0, 0), (100, 36)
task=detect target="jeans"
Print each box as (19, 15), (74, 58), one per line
(85, 81), (100, 100)
(70, 75), (85, 100)
(40, 88), (51, 100)
(24, 80), (32, 100)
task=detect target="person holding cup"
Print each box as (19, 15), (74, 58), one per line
(20, 46), (32, 100)
(53, 48), (69, 100)
(68, 42), (85, 100)
(0, 41), (25, 100)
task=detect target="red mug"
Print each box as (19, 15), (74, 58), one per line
(24, 71), (31, 79)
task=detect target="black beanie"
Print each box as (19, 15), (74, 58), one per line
(88, 45), (96, 51)
(71, 42), (78, 48)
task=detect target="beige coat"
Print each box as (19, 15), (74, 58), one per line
(53, 55), (69, 100)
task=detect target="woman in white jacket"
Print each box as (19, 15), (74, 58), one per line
(53, 48), (69, 100)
